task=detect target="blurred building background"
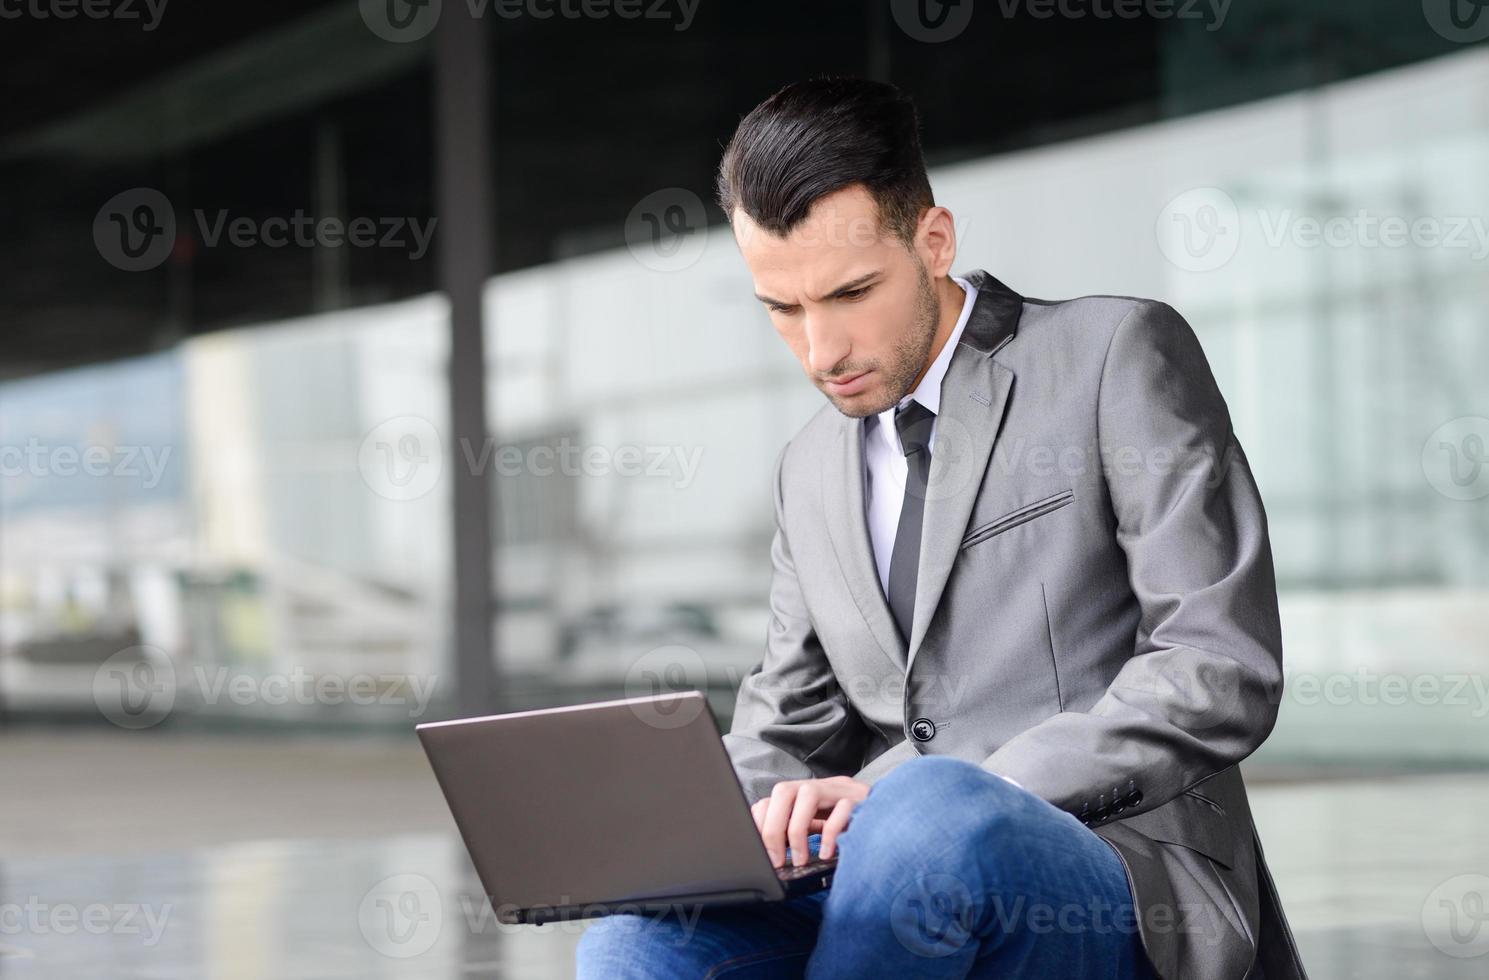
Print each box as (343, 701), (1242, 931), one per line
(2, 1), (1488, 977)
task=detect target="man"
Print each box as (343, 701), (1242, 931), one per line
(578, 77), (1307, 979)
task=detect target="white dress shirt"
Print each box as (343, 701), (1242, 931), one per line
(862, 275), (978, 596)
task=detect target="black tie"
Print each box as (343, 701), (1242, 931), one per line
(887, 399), (935, 646)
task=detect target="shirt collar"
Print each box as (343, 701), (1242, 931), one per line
(868, 274), (978, 438)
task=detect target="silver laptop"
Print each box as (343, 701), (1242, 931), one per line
(416, 690), (837, 925)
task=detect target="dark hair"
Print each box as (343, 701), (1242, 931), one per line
(715, 77), (934, 248)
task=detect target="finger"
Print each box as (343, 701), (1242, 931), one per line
(761, 783), (798, 868)
(787, 784), (822, 867)
(751, 798), (769, 835)
(818, 798), (856, 860)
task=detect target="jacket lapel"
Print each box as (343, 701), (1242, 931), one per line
(906, 271), (1020, 670)
(823, 269), (1023, 676)
(823, 417), (908, 671)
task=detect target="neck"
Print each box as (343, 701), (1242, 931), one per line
(906, 274), (967, 393)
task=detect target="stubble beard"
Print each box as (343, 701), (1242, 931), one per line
(830, 262), (942, 419)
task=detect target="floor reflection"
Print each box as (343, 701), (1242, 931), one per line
(0, 835), (584, 979)
(3, 752), (1487, 978)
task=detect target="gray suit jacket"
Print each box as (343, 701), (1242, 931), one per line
(722, 269), (1308, 980)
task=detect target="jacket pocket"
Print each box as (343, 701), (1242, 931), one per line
(1112, 790), (1236, 870)
(1182, 785), (1227, 817)
(960, 488), (1075, 550)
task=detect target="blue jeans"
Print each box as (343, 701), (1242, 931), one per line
(576, 755), (1159, 979)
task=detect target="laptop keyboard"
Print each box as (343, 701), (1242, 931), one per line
(776, 857), (838, 881)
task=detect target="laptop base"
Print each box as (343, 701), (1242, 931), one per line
(513, 887), (774, 925)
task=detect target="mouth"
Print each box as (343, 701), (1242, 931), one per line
(823, 370), (872, 396)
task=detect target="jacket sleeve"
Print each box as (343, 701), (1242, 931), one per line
(979, 299), (1285, 825)
(722, 440), (873, 807)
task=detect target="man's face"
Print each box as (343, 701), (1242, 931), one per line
(732, 185), (944, 418)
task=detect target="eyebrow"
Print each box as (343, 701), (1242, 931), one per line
(754, 270), (882, 308)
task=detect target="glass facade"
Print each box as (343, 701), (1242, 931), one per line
(1, 5), (1485, 768)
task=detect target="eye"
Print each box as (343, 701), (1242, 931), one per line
(768, 303), (800, 315)
(839, 286), (870, 301)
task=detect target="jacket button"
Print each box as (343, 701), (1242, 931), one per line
(910, 718), (936, 741)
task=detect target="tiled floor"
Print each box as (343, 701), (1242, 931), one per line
(2, 729), (1487, 978)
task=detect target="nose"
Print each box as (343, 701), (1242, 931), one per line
(803, 313), (850, 377)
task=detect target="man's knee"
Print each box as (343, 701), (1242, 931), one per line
(845, 755), (1068, 873)
(575, 912), (702, 977)
(860, 755), (1021, 823)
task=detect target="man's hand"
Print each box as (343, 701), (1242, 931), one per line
(750, 775), (870, 868)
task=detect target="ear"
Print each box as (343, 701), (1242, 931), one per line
(914, 205), (958, 278)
